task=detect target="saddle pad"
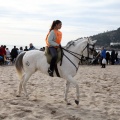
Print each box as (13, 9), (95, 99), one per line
(45, 47), (61, 64)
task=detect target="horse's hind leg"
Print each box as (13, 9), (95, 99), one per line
(22, 73), (32, 97)
(16, 74), (25, 97)
(64, 81), (71, 105)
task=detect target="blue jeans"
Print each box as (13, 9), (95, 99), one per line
(49, 47), (58, 71)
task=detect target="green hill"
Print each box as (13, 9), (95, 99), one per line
(91, 27), (120, 48)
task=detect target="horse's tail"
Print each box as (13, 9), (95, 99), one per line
(15, 52), (26, 79)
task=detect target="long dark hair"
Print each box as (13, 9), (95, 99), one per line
(49, 20), (62, 32)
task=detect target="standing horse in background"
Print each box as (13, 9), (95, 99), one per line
(15, 38), (97, 105)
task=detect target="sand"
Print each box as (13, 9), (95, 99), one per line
(0, 65), (120, 120)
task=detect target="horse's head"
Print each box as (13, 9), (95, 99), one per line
(87, 38), (97, 55)
(80, 38), (97, 64)
(64, 38), (97, 65)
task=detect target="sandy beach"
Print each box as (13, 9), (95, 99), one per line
(0, 65), (120, 120)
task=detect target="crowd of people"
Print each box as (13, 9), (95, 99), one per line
(92, 47), (119, 67)
(0, 43), (37, 65)
(0, 42), (120, 68)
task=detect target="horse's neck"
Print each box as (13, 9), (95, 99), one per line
(69, 40), (87, 55)
(64, 42), (86, 64)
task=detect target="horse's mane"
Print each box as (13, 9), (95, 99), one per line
(65, 40), (75, 49)
(65, 38), (86, 49)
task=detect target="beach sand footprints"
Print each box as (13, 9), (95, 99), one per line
(0, 99), (32, 119)
(0, 65), (120, 119)
(0, 113), (8, 120)
(0, 99), (44, 120)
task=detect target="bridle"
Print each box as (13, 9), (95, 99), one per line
(60, 42), (95, 71)
(81, 43), (95, 61)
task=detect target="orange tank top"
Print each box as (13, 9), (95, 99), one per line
(45, 30), (62, 47)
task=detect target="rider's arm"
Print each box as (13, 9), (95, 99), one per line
(48, 30), (59, 47)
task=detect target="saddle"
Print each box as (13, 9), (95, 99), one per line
(45, 47), (62, 64)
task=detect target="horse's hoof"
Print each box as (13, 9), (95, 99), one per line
(16, 95), (20, 97)
(67, 103), (72, 105)
(75, 100), (79, 105)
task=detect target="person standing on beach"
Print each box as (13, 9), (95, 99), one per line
(100, 46), (106, 68)
(115, 51), (118, 64)
(10, 46), (18, 63)
(29, 43), (35, 50)
(6, 48), (11, 60)
(0, 45), (6, 64)
(45, 20), (62, 77)
(106, 52), (110, 64)
(111, 49), (115, 65)
(0, 45), (4, 64)
(19, 47), (24, 54)
(24, 46), (28, 51)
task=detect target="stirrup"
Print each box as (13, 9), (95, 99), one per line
(48, 68), (53, 77)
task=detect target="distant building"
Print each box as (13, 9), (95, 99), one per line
(110, 42), (120, 46)
(110, 42), (120, 49)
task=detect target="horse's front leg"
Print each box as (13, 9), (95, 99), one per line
(64, 81), (71, 105)
(66, 75), (80, 105)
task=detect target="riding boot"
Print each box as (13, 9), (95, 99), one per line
(48, 68), (53, 77)
(48, 59), (56, 77)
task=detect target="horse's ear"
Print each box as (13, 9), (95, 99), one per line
(92, 40), (97, 44)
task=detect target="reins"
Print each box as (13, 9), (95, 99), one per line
(59, 43), (94, 71)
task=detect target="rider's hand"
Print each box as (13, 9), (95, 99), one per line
(59, 44), (61, 48)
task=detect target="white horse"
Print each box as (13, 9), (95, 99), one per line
(15, 38), (97, 105)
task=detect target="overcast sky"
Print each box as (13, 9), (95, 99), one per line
(0, 0), (120, 47)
